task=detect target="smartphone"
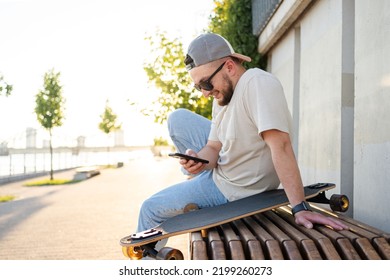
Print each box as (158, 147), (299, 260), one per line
(168, 153), (209, 164)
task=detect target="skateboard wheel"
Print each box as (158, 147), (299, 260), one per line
(122, 246), (143, 260)
(184, 203), (199, 213)
(329, 194), (349, 212)
(156, 247), (184, 260)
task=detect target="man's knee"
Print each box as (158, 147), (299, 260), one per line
(168, 109), (192, 127)
(168, 109), (193, 136)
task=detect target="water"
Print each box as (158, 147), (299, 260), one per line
(0, 149), (151, 178)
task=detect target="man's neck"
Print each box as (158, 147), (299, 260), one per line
(231, 66), (247, 89)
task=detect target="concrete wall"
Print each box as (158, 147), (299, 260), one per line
(256, 0), (390, 232)
(354, 0), (390, 231)
(297, 0), (343, 187)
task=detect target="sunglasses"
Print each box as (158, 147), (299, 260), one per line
(194, 61), (226, 92)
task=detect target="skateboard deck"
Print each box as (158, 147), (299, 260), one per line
(120, 183), (348, 258)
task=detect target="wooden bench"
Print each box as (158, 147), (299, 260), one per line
(190, 205), (390, 260)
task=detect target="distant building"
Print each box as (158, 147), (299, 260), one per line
(77, 136), (86, 148)
(26, 127), (37, 148)
(0, 141), (9, 155)
(42, 139), (50, 148)
(114, 129), (125, 147)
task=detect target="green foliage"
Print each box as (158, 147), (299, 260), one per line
(0, 74), (13, 97)
(35, 69), (65, 180)
(143, 31), (212, 123)
(24, 179), (75, 186)
(153, 136), (169, 146)
(35, 69), (65, 130)
(99, 100), (121, 165)
(209, 0), (266, 69)
(99, 100), (121, 134)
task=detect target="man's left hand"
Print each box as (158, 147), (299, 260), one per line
(294, 210), (349, 230)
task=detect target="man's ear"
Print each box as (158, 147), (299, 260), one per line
(225, 59), (236, 75)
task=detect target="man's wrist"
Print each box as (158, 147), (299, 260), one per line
(291, 201), (312, 216)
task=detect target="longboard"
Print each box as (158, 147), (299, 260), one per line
(120, 183), (349, 259)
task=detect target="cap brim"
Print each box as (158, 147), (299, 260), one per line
(231, 53), (252, 63)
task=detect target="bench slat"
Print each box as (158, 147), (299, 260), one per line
(232, 220), (264, 259)
(207, 228), (226, 260)
(264, 211), (322, 259)
(354, 238), (382, 260)
(220, 223), (245, 260)
(373, 237), (390, 259)
(243, 216), (284, 259)
(189, 206), (390, 260)
(190, 232), (208, 260)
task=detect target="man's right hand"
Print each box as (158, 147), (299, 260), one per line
(179, 149), (206, 174)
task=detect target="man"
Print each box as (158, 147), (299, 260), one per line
(136, 33), (347, 241)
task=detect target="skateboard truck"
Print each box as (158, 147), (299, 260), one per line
(131, 228), (162, 240)
(306, 183), (349, 212)
(122, 242), (184, 260)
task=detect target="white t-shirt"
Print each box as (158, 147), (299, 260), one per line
(209, 68), (292, 201)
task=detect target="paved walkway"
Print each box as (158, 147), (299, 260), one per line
(0, 152), (189, 260)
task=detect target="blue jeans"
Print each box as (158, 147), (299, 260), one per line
(136, 109), (228, 232)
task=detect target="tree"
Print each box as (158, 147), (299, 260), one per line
(143, 31), (213, 123)
(98, 100), (121, 164)
(0, 74), (13, 97)
(35, 69), (65, 180)
(208, 0), (266, 69)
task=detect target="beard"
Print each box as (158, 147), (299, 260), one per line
(217, 74), (234, 106)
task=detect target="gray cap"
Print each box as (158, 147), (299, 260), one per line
(185, 33), (251, 71)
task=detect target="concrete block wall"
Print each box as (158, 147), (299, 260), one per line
(256, 0), (390, 232)
(354, 0), (390, 231)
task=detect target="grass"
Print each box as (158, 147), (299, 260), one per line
(0, 195), (15, 203)
(24, 178), (76, 187)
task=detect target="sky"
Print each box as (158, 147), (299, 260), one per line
(0, 0), (214, 147)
